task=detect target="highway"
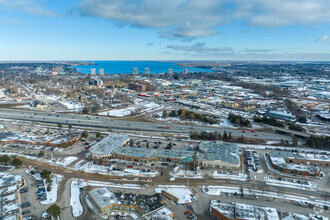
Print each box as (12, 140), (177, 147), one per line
(0, 109), (292, 141)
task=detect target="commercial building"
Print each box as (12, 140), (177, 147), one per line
(267, 110), (295, 120)
(267, 151), (321, 176)
(110, 141), (240, 170)
(90, 134), (130, 159)
(112, 147), (194, 163)
(44, 132), (81, 148)
(128, 83), (146, 92)
(0, 132), (80, 148)
(210, 200), (279, 220)
(87, 187), (171, 219)
(199, 141), (241, 170)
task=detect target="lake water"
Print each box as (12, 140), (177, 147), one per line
(73, 61), (212, 74)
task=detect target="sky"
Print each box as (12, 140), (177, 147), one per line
(0, 0), (330, 61)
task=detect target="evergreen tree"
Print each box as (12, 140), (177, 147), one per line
(223, 130), (228, 140)
(47, 204), (61, 219)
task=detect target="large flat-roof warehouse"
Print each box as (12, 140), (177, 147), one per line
(90, 134), (130, 159)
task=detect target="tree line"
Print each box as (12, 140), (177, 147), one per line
(163, 109), (217, 124)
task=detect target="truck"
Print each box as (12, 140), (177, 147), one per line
(157, 125), (171, 129)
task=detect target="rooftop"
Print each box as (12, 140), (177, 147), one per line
(89, 187), (118, 209)
(210, 201), (279, 220)
(114, 146), (194, 161)
(199, 141), (240, 165)
(90, 134), (129, 156)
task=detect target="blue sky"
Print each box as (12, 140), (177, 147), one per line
(0, 0), (329, 61)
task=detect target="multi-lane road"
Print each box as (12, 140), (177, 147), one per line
(0, 109), (293, 141)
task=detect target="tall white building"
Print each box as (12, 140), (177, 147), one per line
(145, 67), (149, 75)
(91, 68), (96, 75)
(168, 68), (173, 74)
(184, 68), (188, 74)
(99, 68), (104, 75)
(133, 67), (138, 75)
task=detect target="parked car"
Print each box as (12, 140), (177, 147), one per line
(22, 210), (31, 215)
(20, 188), (28, 193)
(185, 211), (192, 215)
(21, 202), (31, 208)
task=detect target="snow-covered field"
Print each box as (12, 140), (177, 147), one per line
(213, 171), (247, 181)
(41, 174), (63, 204)
(98, 99), (162, 117)
(155, 185), (194, 204)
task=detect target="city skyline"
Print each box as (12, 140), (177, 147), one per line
(0, 0), (330, 61)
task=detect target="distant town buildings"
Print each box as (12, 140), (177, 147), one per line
(93, 78), (103, 87)
(91, 68), (96, 76)
(99, 68), (104, 75)
(133, 67), (138, 75)
(145, 67), (149, 75)
(35, 66), (42, 72)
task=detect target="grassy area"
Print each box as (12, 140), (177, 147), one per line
(116, 115), (155, 123)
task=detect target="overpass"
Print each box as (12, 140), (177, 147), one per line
(265, 125), (310, 138)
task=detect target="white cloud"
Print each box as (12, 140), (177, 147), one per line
(77, 0), (330, 39)
(316, 35), (329, 42)
(0, 0), (57, 17)
(167, 42), (232, 54)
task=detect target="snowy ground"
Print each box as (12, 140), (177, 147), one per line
(71, 180), (83, 217)
(202, 185), (330, 206)
(264, 176), (317, 190)
(79, 162), (111, 174)
(25, 170), (42, 180)
(60, 101), (83, 110)
(213, 171), (247, 181)
(110, 168), (158, 177)
(41, 174), (63, 205)
(155, 115), (236, 129)
(55, 156), (78, 166)
(155, 185), (194, 204)
(170, 166), (203, 179)
(98, 99), (162, 117)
